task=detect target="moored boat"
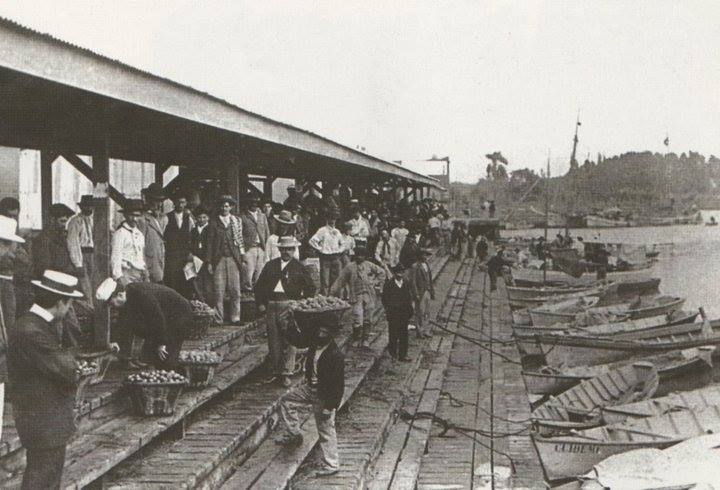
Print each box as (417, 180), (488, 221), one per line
(511, 268), (652, 288)
(530, 362), (658, 433)
(521, 346), (714, 396)
(532, 404), (720, 482)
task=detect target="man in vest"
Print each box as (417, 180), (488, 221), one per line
(240, 197), (270, 291)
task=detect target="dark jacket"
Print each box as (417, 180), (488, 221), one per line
(120, 282), (193, 345)
(8, 310), (79, 449)
(306, 341), (344, 410)
(164, 211), (193, 266)
(408, 261), (435, 300)
(381, 279), (414, 321)
(254, 258), (316, 307)
(190, 224), (210, 263)
(206, 215), (244, 267)
(399, 235), (422, 268)
(32, 227), (74, 278)
(487, 254), (513, 275)
(240, 211), (270, 250)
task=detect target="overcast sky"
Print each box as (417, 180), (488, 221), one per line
(2, 1), (720, 182)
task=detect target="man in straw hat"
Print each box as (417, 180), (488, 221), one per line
(207, 195), (245, 324)
(254, 236), (315, 386)
(67, 195), (96, 300)
(0, 215), (24, 365)
(8, 270), (83, 489)
(275, 305), (344, 477)
(265, 210), (299, 262)
(95, 277), (193, 370)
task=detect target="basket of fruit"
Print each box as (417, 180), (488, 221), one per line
(288, 295), (351, 332)
(74, 359), (100, 406)
(125, 370), (188, 416)
(187, 300), (221, 340)
(75, 349), (114, 386)
(177, 350), (223, 388)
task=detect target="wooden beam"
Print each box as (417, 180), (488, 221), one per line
(155, 163), (168, 185)
(62, 153), (129, 208)
(92, 149), (112, 350)
(263, 176), (275, 200)
(40, 150), (57, 229)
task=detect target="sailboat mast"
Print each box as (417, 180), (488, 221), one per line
(567, 112), (581, 236)
(544, 155), (550, 284)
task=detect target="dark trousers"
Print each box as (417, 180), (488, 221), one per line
(22, 445), (67, 490)
(387, 316), (409, 359)
(489, 271), (499, 291)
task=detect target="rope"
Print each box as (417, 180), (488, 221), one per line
(439, 392), (533, 425)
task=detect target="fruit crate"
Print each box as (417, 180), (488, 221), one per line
(186, 310), (219, 340)
(177, 351), (223, 389)
(125, 380), (187, 416)
(75, 349), (114, 386)
(292, 306), (350, 332)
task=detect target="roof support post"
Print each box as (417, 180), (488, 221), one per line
(412, 186), (418, 202)
(155, 163), (168, 186)
(223, 162), (241, 210)
(263, 176), (275, 201)
(40, 150), (57, 229)
(92, 147), (111, 350)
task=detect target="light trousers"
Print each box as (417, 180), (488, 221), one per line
(243, 246), (266, 290)
(319, 255), (342, 295)
(414, 290), (431, 335)
(279, 384), (339, 470)
(214, 257), (242, 322)
(266, 300), (297, 376)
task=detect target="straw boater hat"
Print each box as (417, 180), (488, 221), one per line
(276, 236), (300, 249)
(274, 210), (296, 225)
(32, 270), (83, 298)
(0, 216), (24, 243)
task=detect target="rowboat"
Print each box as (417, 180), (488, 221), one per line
(511, 268), (653, 288)
(531, 362), (658, 433)
(528, 295), (685, 327)
(512, 309), (697, 339)
(521, 346), (714, 396)
(507, 283), (602, 301)
(602, 382), (720, 425)
(532, 403), (720, 482)
(528, 318), (720, 368)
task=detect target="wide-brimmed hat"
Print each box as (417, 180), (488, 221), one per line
(31, 270), (83, 298)
(274, 210), (296, 225)
(0, 216), (24, 243)
(217, 194), (237, 206)
(277, 236), (300, 249)
(119, 199), (146, 214)
(77, 195), (94, 207)
(49, 203), (75, 218)
(143, 183), (165, 201)
(95, 277), (118, 301)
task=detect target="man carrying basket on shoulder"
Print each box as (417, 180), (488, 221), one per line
(254, 236), (316, 387)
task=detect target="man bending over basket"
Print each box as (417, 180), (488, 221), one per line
(96, 278), (193, 370)
(276, 320), (344, 478)
(254, 236), (316, 387)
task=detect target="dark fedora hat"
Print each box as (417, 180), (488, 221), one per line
(49, 203), (75, 218)
(119, 199), (146, 214)
(77, 194), (94, 207)
(143, 183), (166, 201)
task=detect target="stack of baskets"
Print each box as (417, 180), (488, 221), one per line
(125, 370), (188, 416)
(177, 350), (223, 388)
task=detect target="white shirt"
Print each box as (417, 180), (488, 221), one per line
(174, 211), (184, 229)
(111, 222), (146, 279)
(391, 227), (409, 249)
(274, 259), (291, 292)
(29, 303), (54, 323)
(394, 278), (404, 288)
(309, 225), (344, 255)
(348, 217), (370, 240)
(428, 216), (441, 229)
(219, 214), (231, 227)
(67, 213), (94, 267)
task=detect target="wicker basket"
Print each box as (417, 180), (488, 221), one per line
(186, 310), (219, 340)
(292, 306), (350, 332)
(75, 368), (100, 408)
(177, 355), (223, 389)
(125, 380), (187, 416)
(75, 349), (114, 386)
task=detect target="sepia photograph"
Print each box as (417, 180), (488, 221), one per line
(0, 1), (719, 488)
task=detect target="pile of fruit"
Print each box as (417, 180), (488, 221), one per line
(179, 350), (222, 364)
(288, 295), (350, 313)
(76, 360), (99, 377)
(126, 370), (187, 385)
(190, 300), (215, 315)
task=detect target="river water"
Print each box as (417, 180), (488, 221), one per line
(501, 224), (720, 317)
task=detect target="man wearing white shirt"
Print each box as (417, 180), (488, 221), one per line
(309, 214), (344, 295)
(347, 208), (370, 246)
(390, 220), (409, 250)
(254, 236), (316, 386)
(111, 200), (148, 285)
(67, 195), (95, 300)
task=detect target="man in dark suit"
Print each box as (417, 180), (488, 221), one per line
(96, 278), (193, 369)
(164, 194), (194, 297)
(277, 318), (344, 477)
(408, 248), (436, 338)
(8, 270), (83, 490)
(190, 207), (212, 303)
(254, 236), (316, 386)
(399, 226), (424, 268)
(382, 264), (414, 361)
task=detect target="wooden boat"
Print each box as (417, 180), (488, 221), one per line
(506, 283), (601, 301)
(531, 362), (658, 433)
(532, 404), (720, 482)
(528, 318), (720, 368)
(585, 214), (631, 228)
(521, 346), (714, 396)
(511, 268), (652, 288)
(512, 309), (697, 339)
(602, 382), (720, 425)
(528, 295), (685, 327)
